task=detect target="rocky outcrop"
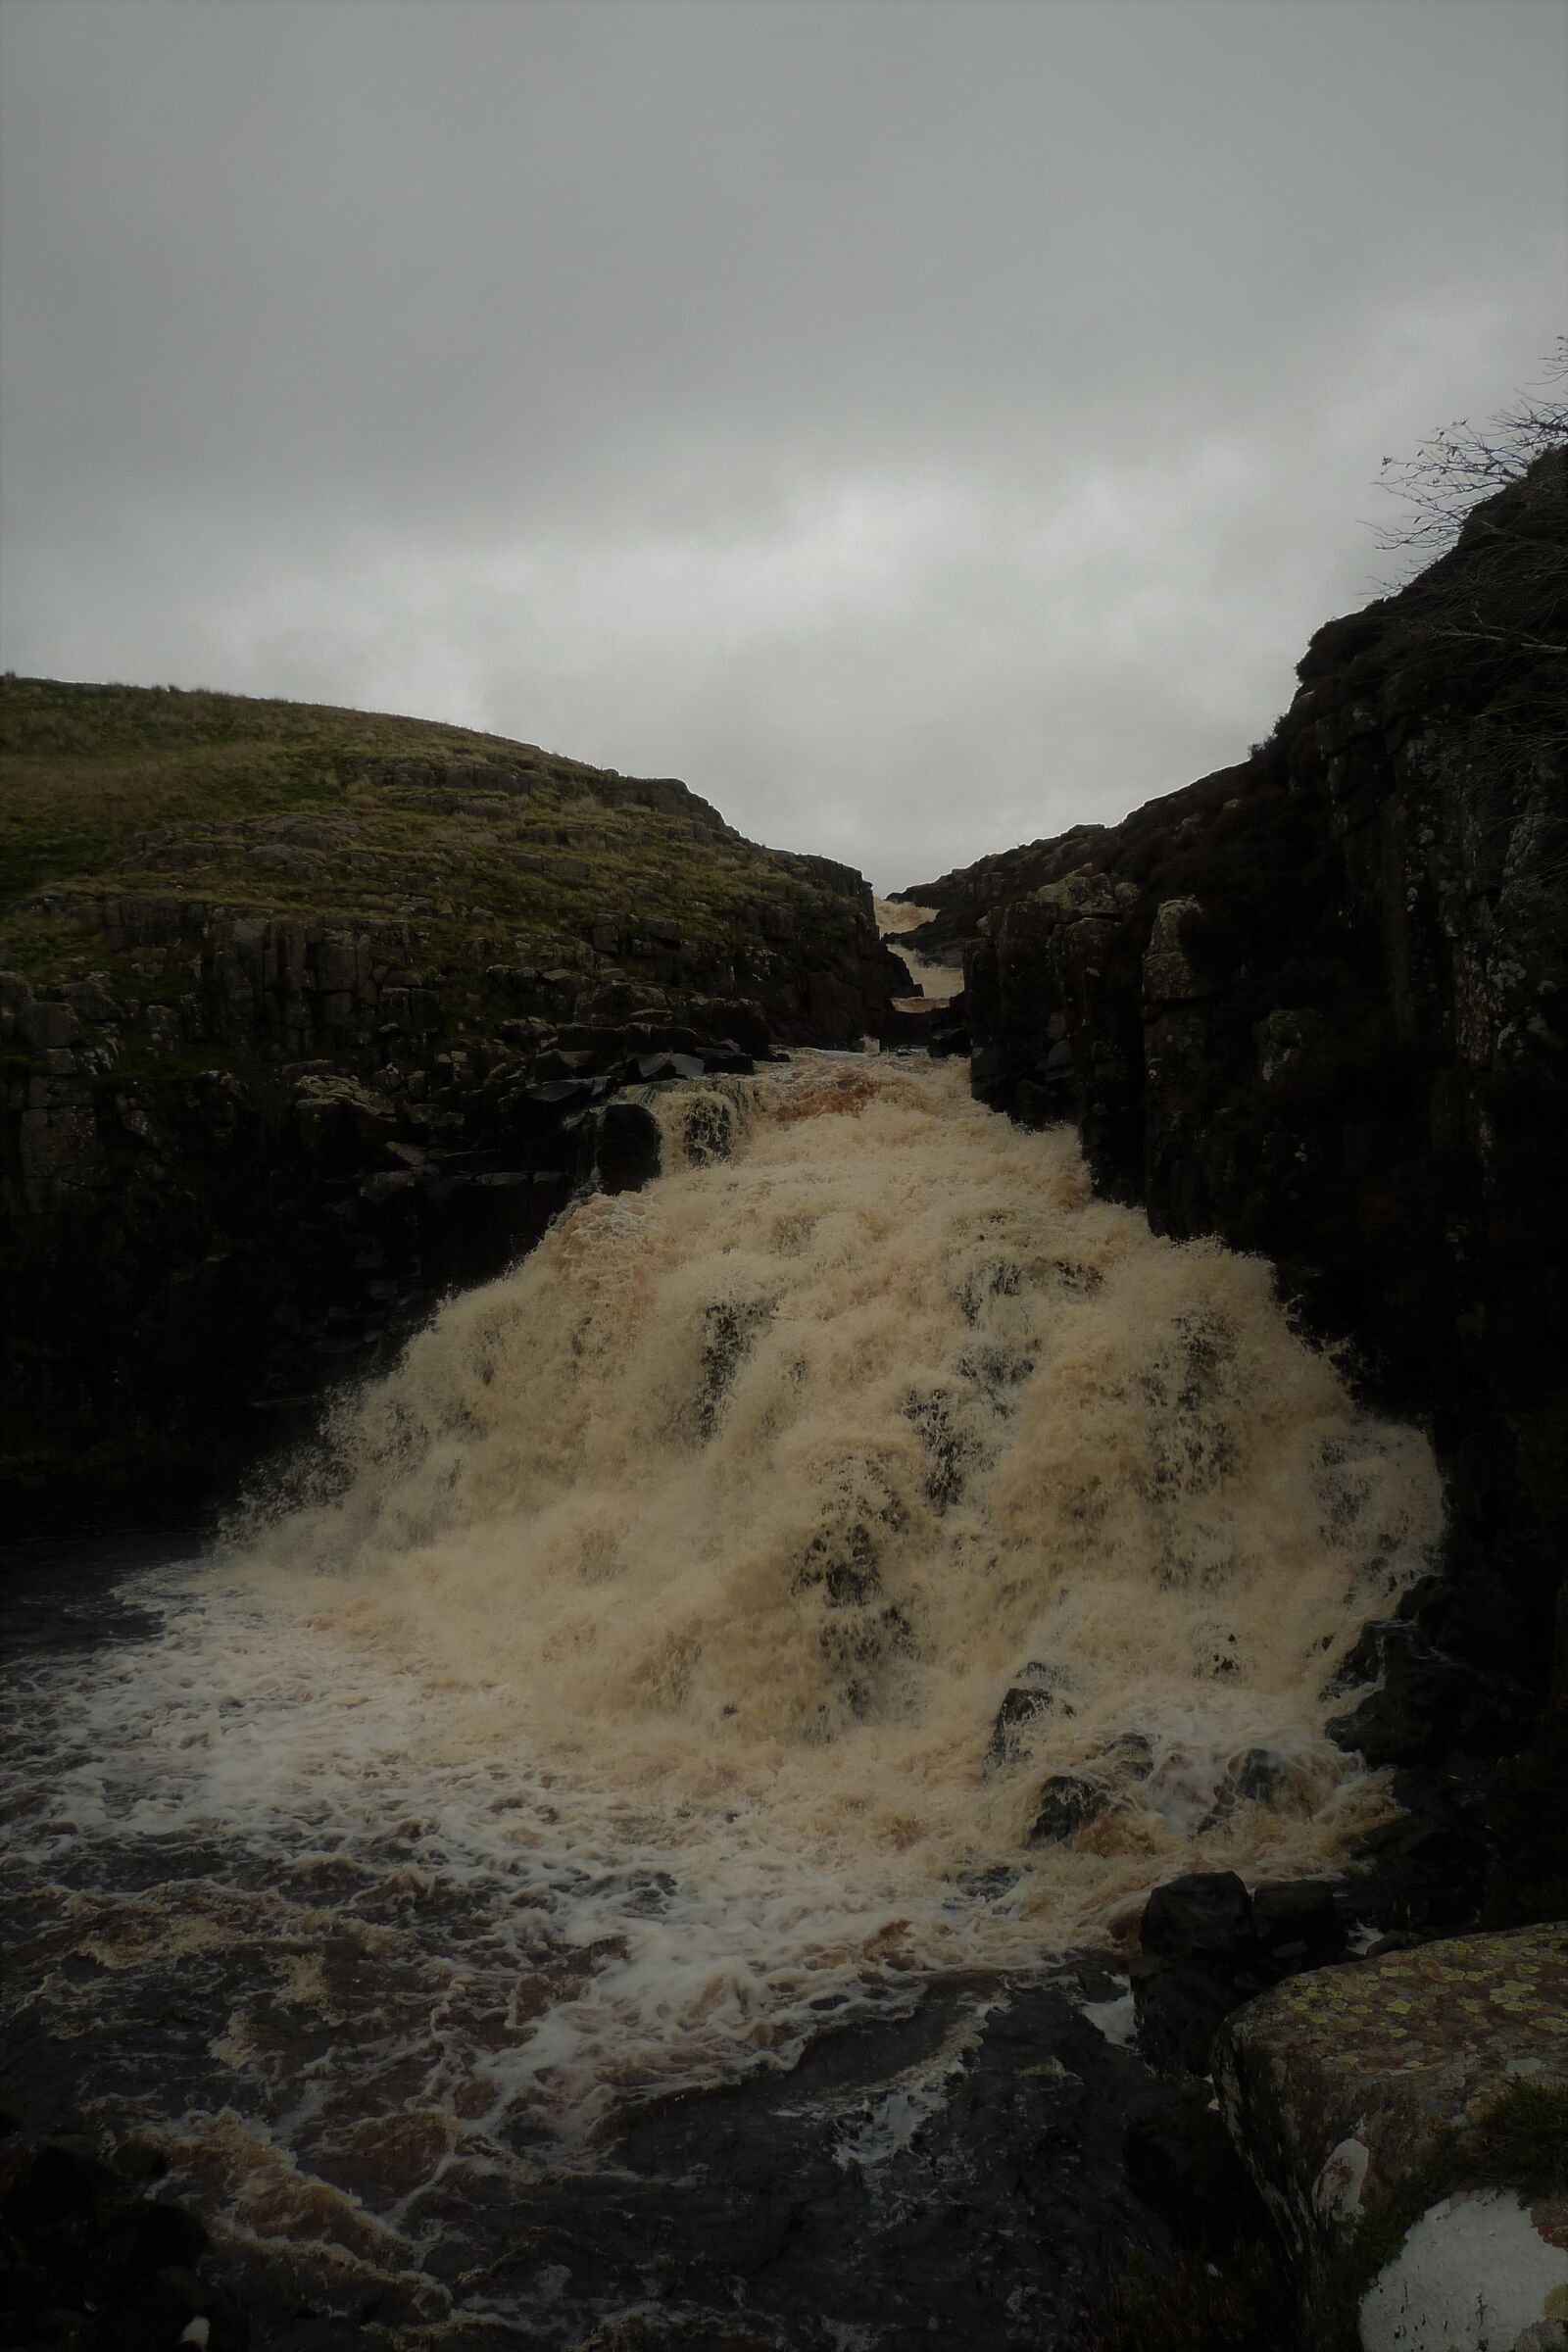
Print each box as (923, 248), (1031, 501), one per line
(1129, 1870), (1348, 2079)
(0, 681), (904, 1493)
(0, 2106), (248, 2349)
(1213, 1924), (1568, 2350)
(908, 454), (1568, 1913)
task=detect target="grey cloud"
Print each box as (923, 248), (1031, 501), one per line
(2, 0), (1564, 886)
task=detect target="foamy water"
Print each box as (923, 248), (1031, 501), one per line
(0, 1055), (1442, 2329)
(875, 899), (962, 1005)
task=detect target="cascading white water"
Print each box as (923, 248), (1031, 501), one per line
(218, 1056), (1434, 2086)
(874, 897), (961, 1005)
(0, 1055), (1443, 2320)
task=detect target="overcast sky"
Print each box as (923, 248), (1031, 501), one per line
(2, 0), (1563, 889)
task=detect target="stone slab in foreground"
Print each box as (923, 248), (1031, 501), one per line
(1215, 1923), (1568, 2350)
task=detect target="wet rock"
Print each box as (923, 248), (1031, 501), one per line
(925, 1000), (970, 1059)
(595, 1101), (662, 1196)
(1250, 1879), (1347, 1972)
(1098, 1731), (1154, 1780)
(84, 2265), (249, 2352)
(1026, 1774), (1107, 1846)
(591, 1976), (1189, 2351)
(1123, 2080), (1266, 2254)
(985, 1685), (1058, 1771)
(969, 1042), (1020, 1111)
(1202, 1745), (1314, 1829)
(81, 2197), (208, 2301)
(1142, 1872), (1258, 1964)
(1132, 1873), (1271, 2077)
(1352, 1791), (1489, 1932)
(0, 2136), (241, 2350)
(1326, 1637), (1531, 1770)
(1229, 1747), (1301, 1806)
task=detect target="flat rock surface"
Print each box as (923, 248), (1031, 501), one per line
(1217, 1924), (1568, 2323)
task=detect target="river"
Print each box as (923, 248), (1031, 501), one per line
(0, 1055), (1442, 2347)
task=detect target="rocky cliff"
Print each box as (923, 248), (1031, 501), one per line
(906, 453), (1568, 1922)
(0, 680), (903, 1492)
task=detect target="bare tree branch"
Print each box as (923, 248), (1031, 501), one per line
(1376, 336), (1568, 570)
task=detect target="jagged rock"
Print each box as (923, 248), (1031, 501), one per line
(1131, 1872), (1273, 2077)
(523, 1077), (606, 1112)
(1026, 1774), (1106, 1846)
(912, 453), (1568, 1909)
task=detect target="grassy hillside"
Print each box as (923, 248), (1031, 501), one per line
(0, 675), (864, 1006)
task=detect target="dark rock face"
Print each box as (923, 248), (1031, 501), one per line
(1131, 1872), (1349, 2077)
(919, 455), (1568, 1906)
(0, 2124), (248, 2349)
(1, 686), (904, 1494)
(0, 1011), (782, 1494)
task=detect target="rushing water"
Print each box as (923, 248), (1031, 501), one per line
(873, 898), (962, 1010)
(0, 1057), (1443, 2346)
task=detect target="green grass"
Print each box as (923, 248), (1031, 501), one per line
(0, 675), (601, 908)
(0, 676), (852, 1011)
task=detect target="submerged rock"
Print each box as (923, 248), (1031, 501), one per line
(1026, 1773), (1107, 1846)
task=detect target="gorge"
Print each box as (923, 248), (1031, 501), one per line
(2, 454), (1565, 2351)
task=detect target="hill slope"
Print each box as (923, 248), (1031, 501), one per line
(1, 676), (892, 1053)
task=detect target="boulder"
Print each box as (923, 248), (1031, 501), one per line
(985, 1683), (1059, 1771)
(1132, 1872), (1272, 2077)
(1142, 1871), (1258, 1963)
(1026, 1774), (1107, 1846)
(1214, 1923), (1568, 2349)
(1250, 1879), (1347, 1972)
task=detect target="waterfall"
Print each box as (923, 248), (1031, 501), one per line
(0, 1056), (1442, 2319)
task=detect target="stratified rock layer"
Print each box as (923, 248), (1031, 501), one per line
(907, 457), (1568, 1894)
(0, 681), (902, 1490)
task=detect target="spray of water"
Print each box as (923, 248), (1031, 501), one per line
(2, 1058), (1441, 2210)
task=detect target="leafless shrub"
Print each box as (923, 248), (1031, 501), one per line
(1375, 335), (1568, 573)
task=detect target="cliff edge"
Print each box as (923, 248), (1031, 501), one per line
(906, 452), (1568, 1922)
